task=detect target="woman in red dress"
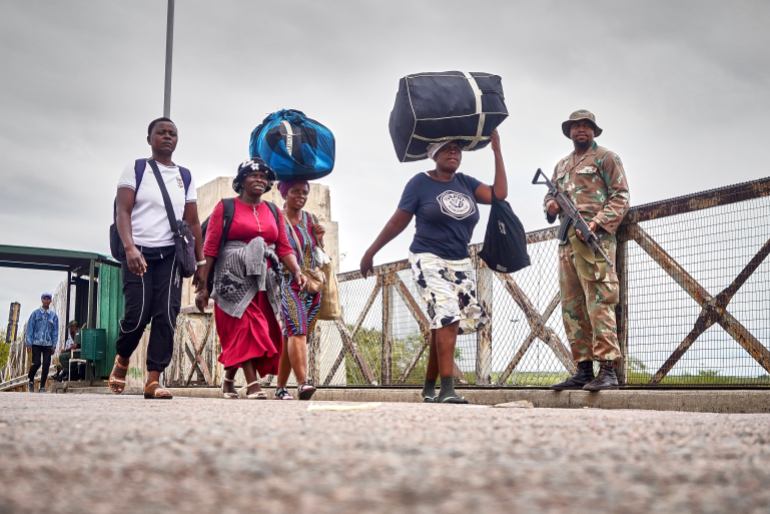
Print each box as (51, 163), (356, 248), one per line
(195, 159), (306, 399)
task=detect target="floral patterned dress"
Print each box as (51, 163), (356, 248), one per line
(280, 210), (322, 336)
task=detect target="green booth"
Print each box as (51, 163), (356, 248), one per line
(0, 245), (124, 380)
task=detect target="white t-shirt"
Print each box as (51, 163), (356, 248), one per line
(63, 335), (76, 351)
(117, 160), (197, 247)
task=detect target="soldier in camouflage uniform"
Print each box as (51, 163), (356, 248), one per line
(545, 110), (630, 391)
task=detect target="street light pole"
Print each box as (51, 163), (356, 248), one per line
(163, 0), (175, 118)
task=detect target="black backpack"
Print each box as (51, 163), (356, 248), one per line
(201, 198), (280, 291)
(479, 196), (530, 274)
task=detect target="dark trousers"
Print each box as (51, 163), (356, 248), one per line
(116, 248), (181, 372)
(59, 352), (83, 380)
(28, 345), (53, 387)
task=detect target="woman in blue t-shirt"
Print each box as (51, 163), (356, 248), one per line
(360, 130), (507, 404)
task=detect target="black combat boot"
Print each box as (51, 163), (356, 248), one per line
(583, 360), (619, 391)
(551, 361), (594, 391)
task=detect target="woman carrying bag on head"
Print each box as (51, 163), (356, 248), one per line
(360, 130), (507, 404)
(109, 117), (204, 400)
(274, 180), (326, 400)
(195, 159), (306, 399)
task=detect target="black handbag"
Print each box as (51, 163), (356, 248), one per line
(479, 195), (530, 274)
(148, 160), (197, 278)
(109, 221), (124, 261)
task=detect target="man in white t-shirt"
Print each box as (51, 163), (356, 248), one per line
(110, 117), (205, 400)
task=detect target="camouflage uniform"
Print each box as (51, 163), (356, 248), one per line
(545, 141), (630, 363)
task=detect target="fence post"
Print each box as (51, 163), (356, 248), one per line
(381, 273), (393, 385)
(308, 327), (320, 385)
(475, 255), (493, 386)
(615, 233), (629, 385)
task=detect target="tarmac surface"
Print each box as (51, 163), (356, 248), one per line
(1, 392), (769, 514)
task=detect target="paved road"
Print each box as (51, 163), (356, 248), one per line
(1, 393), (768, 514)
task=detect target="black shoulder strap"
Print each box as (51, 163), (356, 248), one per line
(217, 198), (235, 256)
(147, 159), (178, 235)
(265, 201), (280, 225)
(134, 158), (147, 191)
(179, 166), (192, 194)
(113, 159), (148, 221)
(307, 211), (322, 248)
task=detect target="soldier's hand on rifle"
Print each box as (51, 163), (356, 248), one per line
(546, 200), (561, 217)
(576, 221), (598, 242)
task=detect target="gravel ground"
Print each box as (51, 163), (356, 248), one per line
(1, 393), (768, 514)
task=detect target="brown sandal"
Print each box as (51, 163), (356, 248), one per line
(108, 356), (128, 394)
(143, 381), (173, 400)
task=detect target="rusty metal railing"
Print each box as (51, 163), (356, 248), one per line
(164, 177), (770, 388)
(317, 177), (770, 388)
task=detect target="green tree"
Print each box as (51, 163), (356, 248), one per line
(0, 340), (10, 372)
(345, 326), (429, 385)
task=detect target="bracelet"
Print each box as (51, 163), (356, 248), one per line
(196, 260), (207, 267)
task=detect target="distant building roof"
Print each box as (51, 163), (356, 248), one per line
(0, 244), (118, 273)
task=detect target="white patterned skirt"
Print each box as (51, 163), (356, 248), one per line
(408, 252), (488, 334)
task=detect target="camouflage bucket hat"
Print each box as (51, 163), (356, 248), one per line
(561, 109), (603, 138)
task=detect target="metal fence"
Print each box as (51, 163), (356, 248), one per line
(5, 180), (767, 390)
(156, 177), (770, 389)
(315, 177), (770, 388)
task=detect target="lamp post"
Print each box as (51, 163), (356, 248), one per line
(163, 0), (175, 118)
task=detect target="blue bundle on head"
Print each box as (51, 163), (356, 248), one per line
(249, 109), (335, 181)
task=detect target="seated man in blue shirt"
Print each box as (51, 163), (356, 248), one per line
(56, 320), (81, 381)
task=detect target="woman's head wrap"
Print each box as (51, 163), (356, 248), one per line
(277, 179), (310, 199)
(426, 140), (457, 160)
(232, 158), (276, 194)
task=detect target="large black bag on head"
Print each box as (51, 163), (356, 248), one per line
(389, 71), (508, 162)
(479, 196), (530, 274)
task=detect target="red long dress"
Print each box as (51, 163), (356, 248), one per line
(203, 198), (293, 374)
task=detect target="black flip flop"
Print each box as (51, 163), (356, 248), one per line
(298, 383), (316, 400)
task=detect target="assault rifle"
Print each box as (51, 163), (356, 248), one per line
(532, 168), (613, 268)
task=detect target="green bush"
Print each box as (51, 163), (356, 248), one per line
(345, 326), (429, 385)
(0, 342), (10, 371)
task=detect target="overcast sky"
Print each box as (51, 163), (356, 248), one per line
(1, 0), (769, 330)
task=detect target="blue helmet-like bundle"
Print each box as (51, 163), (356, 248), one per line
(389, 71), (508, 162)
(249, 109), (335, 181)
